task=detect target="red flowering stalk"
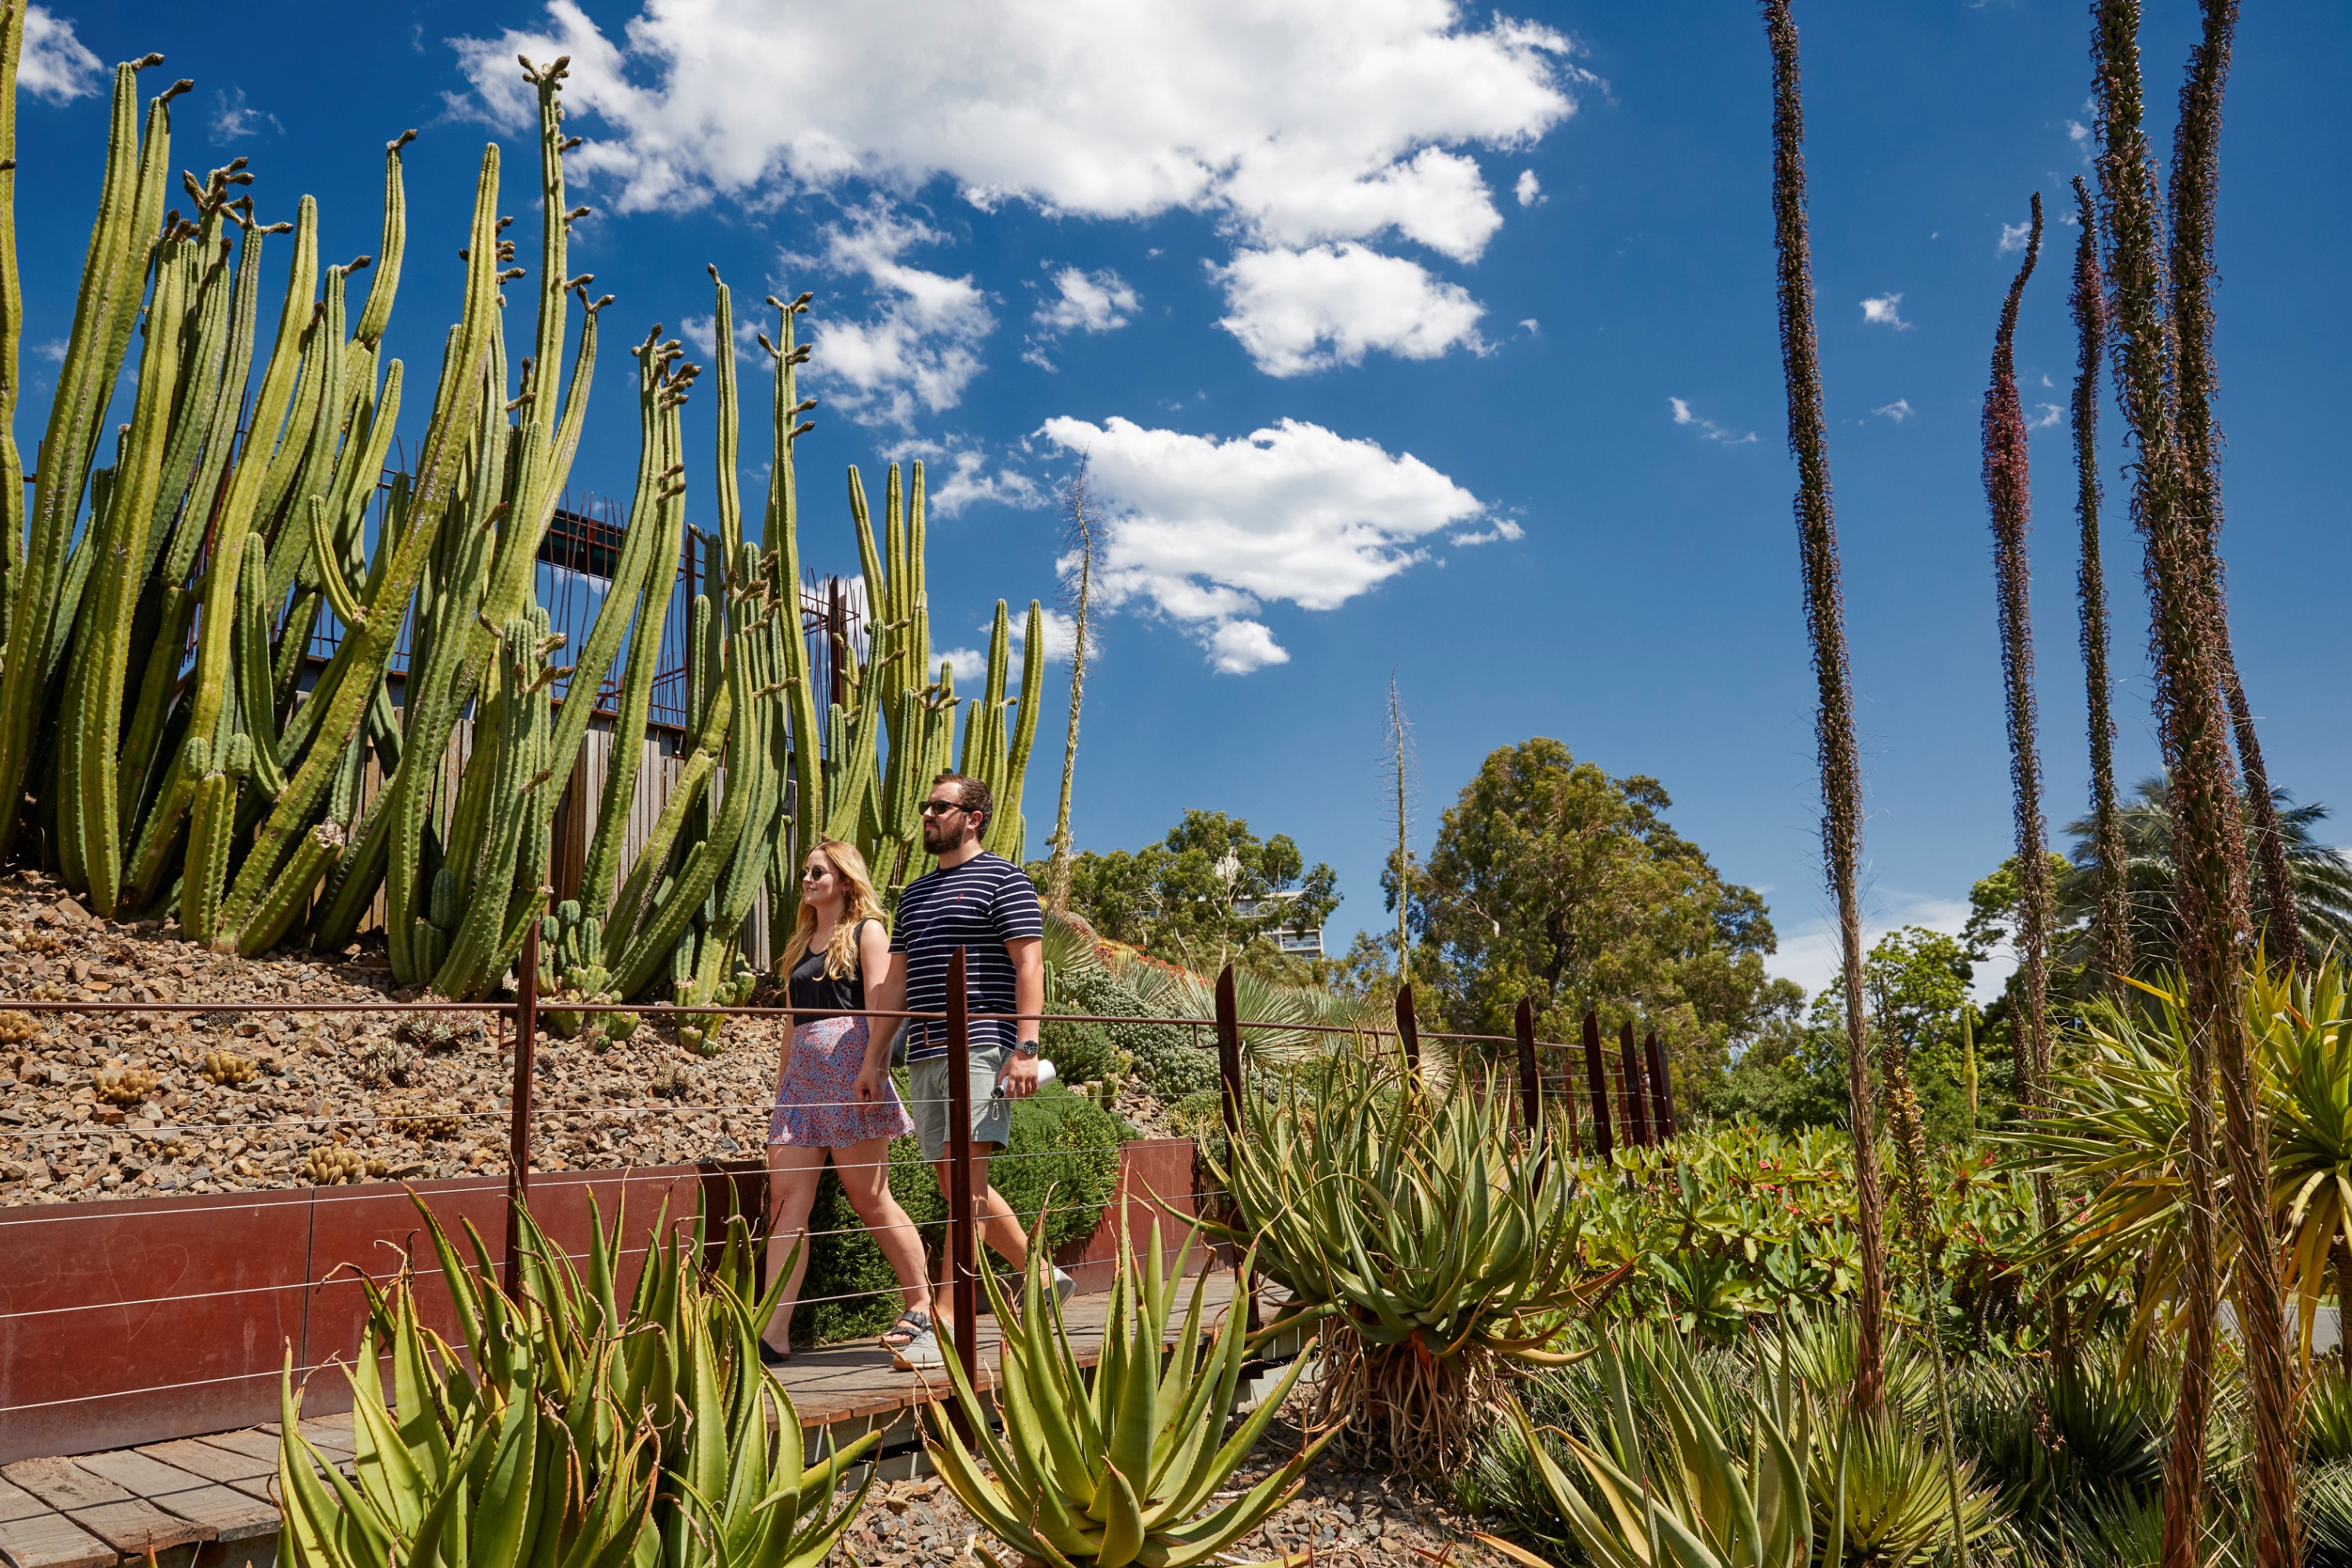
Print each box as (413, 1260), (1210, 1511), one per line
(1762, 0), (1886, 1417)
(2070, 178), (2134, 988)
(1984, 192), (2051, 1123)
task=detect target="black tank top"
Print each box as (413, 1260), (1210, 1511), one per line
(789, 919), (874, 1019)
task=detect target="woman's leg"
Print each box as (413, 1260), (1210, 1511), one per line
(833, 1136), (933, 1317)
(764, 1142), (828, 1353)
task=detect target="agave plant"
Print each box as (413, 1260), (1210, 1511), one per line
(1204, 1050), (1611, 1467)
(923, 1214), (1330, 1568)
(276, 1194), (873, 1568)
(1482, 1330), (1816, 1568)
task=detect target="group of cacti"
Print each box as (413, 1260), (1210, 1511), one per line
(0, 19), (1051, 1021)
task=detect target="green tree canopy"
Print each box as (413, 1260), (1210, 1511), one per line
(1405, 739), (1794, 1084)
(1036, 808), (1341, 975)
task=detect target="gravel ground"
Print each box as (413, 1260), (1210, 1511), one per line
(0, 869), (1177, 1207)
(832, 1408), (1521, 1566)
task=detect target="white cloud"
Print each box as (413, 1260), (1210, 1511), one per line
(921, 444), (1040, 516)
(1450, 517), (1524, 546)
(1007, 606), (1084, 662)
(1515, 169), (1541, 206)
(445, 0), (1583, 265)
(1872, 398), (1914, 423)
(797, 201), (993, 425)
(2030, 401), (2063, 430)
(18, 5), (99, 104)
(36, 339), (66, 365)
(938, 646), (987, 681)
(1038, 415), (1483, 673)
(209, 86), (283, 141)
(677, 310), (763, 358)
(1860, 293), (1911, 329)
(1998, 220), (2032, 255)
(1519, 318), (1540, 334)
(1768, 892), (2016, 1006)
(1669, 395), (1757, 446)
(1033, 267), (1138, 336)
(2067, 119), (2092, 162)
(1211, 243), (1486, 377)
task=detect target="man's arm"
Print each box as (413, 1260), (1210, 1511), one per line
(999, 935), (1044, 1098)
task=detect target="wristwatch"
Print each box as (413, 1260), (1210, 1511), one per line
(1013, 1040), (1040, 1058)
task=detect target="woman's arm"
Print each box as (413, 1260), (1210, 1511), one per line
(854, 920), (897, 1103)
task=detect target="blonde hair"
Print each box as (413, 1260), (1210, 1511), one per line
(782, 840), (887, 979)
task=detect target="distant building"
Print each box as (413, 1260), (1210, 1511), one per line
(1236, 888), (1325, 959)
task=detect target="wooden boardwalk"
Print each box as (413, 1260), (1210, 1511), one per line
(0, 1271), (1246, 1568)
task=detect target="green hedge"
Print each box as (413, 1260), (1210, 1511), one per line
(786, 1080), (1125, 1348)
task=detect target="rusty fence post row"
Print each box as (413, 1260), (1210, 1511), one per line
(1617, 1020), (1652, 1148)
(1514, 996), (1541, 1139)
(945, 946), (979, 1436)
(1645, 1029), (1677, 1141)
(503, 918), (540, 1296)
(1581, 1009), (1613, 1160)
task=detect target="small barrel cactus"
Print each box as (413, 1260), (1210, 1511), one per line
(198, 1047), (257, 1087)
(305, 1143), (369, 1185)
(390, 1097), (463, 1140)
(93, 1059), (158, 1105)
(0, 1010), (36, 1044)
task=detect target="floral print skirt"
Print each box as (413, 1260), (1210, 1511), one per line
(768, 1016), (914, 1149)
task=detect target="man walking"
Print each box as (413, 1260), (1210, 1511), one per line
(869, 770), (1072, 1369)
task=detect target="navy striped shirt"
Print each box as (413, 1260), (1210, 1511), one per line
(891, 851), (1044, 1060)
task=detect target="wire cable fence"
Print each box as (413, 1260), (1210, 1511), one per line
(0, 944), (1682, 1436)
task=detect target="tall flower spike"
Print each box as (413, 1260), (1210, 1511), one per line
(1760, 0), (1886, 1419)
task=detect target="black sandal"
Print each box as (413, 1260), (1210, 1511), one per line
(758, 1340), (793, 1367)
(879, 1308), (931, 1352)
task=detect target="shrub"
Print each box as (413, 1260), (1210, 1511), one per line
(1037, 1014), (1127, 1092)
(1054, 967), (1219, 1100)
(786, 1080), (1125, 1348)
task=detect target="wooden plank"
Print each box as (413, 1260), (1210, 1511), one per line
(187, 1431), (279, 1466)
(131, 1443), (272, 1490)
(2, 1457), (138, 1512)
(54, 1498), (209, 1563)
(291, 1416), (354, 1461)
(0, 1490), (115, 1568)
(68, 1453), (275, 1543)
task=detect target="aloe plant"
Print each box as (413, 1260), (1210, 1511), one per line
(276, 1193), (874, 1568)
(925, 1212), (1330, 1568)
(1205, 1051), (1606, 1468)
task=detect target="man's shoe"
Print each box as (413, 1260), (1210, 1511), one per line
(892, 1324), (945, 1370)
(1052, 1266), (1077, 1305)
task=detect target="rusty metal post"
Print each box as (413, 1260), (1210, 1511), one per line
(1581, 1009), (1613, 1160)
(1214, 963), (1256, 1331)
(1394, 982), (1420, 1076)
(503, 919), (540, 1295)
(1646, 1030), (1677, 1140)
(1617, 1021), (1652, 1146)
(1514, 996), (1541, 1139)
(945, 947), (979, 1432)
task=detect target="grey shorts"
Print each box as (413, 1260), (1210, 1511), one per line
(908, 1043), (1014, 1163)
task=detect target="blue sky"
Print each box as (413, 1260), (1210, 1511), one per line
(16, 1), (2350, 1000)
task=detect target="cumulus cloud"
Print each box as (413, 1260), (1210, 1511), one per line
(1450, 517), (1524, 546)
(937, 645), (988, 681)
(1669, 396), (1756, 446)
(796, 201), (993, 424)
(1998, 220), (2033, 255)
(1038, 416), (1484, 673)
(1024, 267), (1138, 368)
(18, 5), (99, 104)
(917, 442), (1041, 516)
(1770, 892), (2016, 1004)
(677, 310), (763, 358)
(1212, 243), (1486, 377)
(2030, 401), (2063, 430)
(1872, 398), (1914, 423)
(2067, 119), (2092, 162)
(1860, 292), (1911, 329)
(447, 0), (1581, 262)
(1515, 169), (1541, 206)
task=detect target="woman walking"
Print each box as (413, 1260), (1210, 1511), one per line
(761, 840), (934, 1366)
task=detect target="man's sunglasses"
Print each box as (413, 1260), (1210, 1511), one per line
(918, 800), (967, 817)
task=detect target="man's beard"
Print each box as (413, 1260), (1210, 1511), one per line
(922, 819), (953, 852)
